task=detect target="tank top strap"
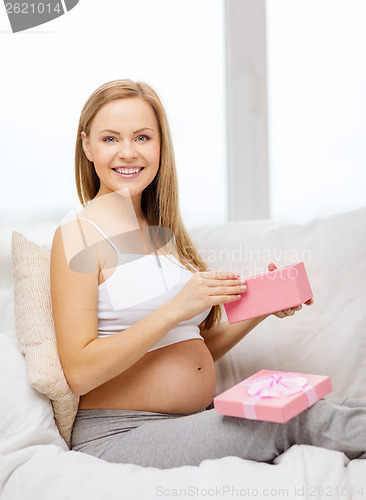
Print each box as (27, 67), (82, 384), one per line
(77, 217), (120, 254)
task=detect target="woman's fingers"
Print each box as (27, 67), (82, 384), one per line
(274, 308), (294, 318)
(204, 278), (245, 287)
(207, 285), (246, 297)
(274, 311), (286, 318)
(218, 293), (243, 303)
(200, 271), (240, 280)
(203, 280), (246, 296)
(195, 271), (246, 295)
(274, 307), (298, 318)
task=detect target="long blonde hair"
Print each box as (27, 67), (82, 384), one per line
(75, 79), (221, 331)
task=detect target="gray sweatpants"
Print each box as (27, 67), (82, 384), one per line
(71, 398), (366, 469)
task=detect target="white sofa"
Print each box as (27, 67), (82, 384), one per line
(1, 207), (366, 500)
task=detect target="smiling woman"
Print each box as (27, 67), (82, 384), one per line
(47, 78), (366, 469)
(52, 78), (229, 421)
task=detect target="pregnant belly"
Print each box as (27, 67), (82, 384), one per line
(78, 339), (217, 414)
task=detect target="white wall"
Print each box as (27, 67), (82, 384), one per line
(267, 0), (366, 221)
(0, 0), (226, 289)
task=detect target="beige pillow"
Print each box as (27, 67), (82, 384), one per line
(11, 231), (79, 448)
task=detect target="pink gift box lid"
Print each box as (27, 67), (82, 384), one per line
(224, 262), (313, 324)
(214, 369), (332, 423)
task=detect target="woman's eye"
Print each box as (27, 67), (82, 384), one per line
(136, 135), (150, 142)
(103, 136), (117, 143)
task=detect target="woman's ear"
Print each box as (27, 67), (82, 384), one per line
(81, 131), (94, 162)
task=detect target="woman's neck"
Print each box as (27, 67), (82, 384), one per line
(83, 189), (147, 231)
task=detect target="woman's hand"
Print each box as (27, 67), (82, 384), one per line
(268, 262), (314, 319)
(170, 271), (246, 323)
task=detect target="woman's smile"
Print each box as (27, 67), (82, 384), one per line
(112, 166), (145, 178)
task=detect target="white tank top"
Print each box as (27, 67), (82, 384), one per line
(77, 218), (211, 352)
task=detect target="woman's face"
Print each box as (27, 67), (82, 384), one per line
(81, 97), (161, 204)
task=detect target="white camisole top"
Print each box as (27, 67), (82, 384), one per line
(78, 218), (211, 352)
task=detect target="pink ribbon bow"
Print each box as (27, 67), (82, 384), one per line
(247, 373), (308, 398)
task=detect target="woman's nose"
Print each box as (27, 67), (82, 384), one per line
(118, 141), (137, 159)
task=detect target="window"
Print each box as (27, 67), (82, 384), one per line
(267, 0), (366, 221)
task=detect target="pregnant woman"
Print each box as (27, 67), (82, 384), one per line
(50, 79), (366, 468)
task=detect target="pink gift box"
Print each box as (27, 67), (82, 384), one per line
(224, 262), (313, 324)
(214, 369), (332, 423)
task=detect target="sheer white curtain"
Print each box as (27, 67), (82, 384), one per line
(267, 0), (366, 221)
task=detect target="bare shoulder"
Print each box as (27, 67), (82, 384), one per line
(53, 218), (105, 270)
(51, 219), (100, 292)
(50, 222), (100, 346)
